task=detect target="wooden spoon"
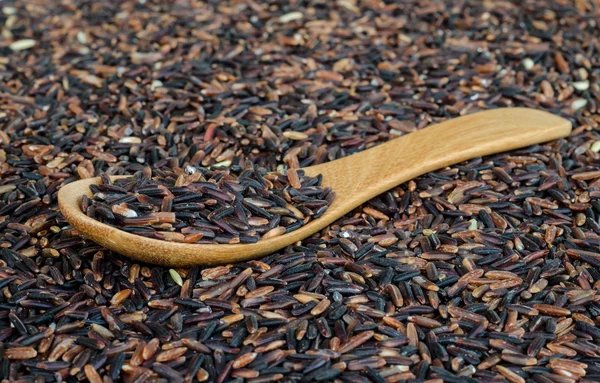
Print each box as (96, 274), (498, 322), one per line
(58, 108), (571, 267)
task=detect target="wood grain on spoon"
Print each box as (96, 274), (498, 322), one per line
(58, 108), (572, 266)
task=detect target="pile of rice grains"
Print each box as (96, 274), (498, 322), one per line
(1, 0), (600, 382)
(83, 168), (334, 244)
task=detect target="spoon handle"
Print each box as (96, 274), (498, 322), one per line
(303, 108), (571, 215)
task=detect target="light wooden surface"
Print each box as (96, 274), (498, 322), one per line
(58, 108), (572, 266)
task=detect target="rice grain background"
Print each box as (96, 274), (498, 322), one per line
(0, 0), (599, 382)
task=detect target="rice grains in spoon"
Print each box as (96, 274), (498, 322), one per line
(82, 166), (335, 245)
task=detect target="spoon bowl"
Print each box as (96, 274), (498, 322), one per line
(58, 108), (572, 266)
